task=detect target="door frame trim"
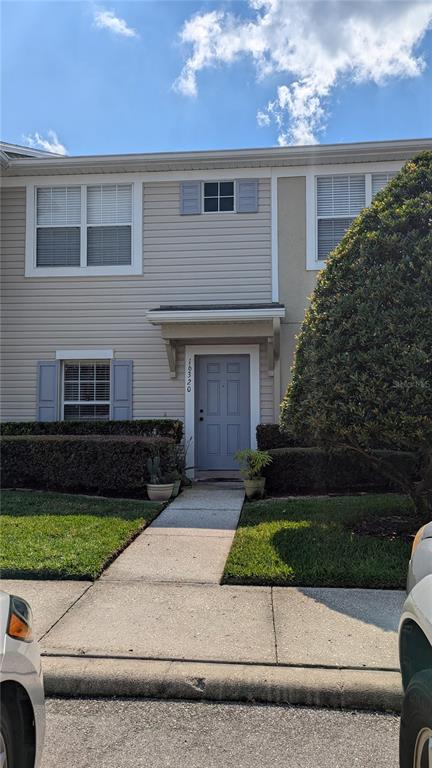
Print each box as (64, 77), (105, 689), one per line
(184, 344), (260, 479)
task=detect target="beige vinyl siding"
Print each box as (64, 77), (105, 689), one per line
(1, 183), (273, 422)
(143, 180), (271, 302)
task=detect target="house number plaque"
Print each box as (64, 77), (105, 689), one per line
(187, 358), (193, 393)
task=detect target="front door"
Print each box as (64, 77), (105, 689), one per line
(195, 355), (250, 471)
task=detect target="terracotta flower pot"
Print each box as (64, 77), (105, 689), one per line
(147, 483), (175, 501)
(243, 477), (265, 500)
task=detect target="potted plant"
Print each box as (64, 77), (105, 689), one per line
(234, 448), (273, 500)
(164, 470), (182, 497)
(146, 455), (175, 501)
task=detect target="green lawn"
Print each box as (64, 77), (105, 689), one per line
(224, 495), (413, 588)
(0, 490), (162, 580)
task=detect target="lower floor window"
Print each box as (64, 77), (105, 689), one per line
(63, 361), (111, 420)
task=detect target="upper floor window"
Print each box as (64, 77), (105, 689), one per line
(371, 172), (397, 197)
(313, 170), (398, 265)
(26, 181), (142, 277)
(36, 186), (81, 267)
(87, 185), (132, 266)
(203, 181), (235, 212)
(316, 174), (365, 262)
(180, 179), (258, 215)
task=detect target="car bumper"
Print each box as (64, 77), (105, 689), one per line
(0, 638), (45, 768)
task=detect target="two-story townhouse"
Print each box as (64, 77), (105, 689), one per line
(1, 138), (430, 475)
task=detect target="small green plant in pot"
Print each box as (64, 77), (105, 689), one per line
(146, 455), (175, 501)
(164, 470), (182, 497)
(234, 448), (273, 499)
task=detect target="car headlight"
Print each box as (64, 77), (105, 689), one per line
(411, 525), (426, 558)
(7, 595), (34, 643)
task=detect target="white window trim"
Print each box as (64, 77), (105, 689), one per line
(202, 180), (236, 214)
(271, 171), (278, 301)
(305, 161), (404, 271)
(25, 180), (143, 277)
(56, 349), (114, 360)
(184, 344), (260, 479)
(61, 358), (112, 421)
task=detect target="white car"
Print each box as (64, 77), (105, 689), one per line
(0, 592), (45, 768)
(399, 523), (432, 768)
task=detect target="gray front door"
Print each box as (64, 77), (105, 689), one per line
(195, 355), (250, 471)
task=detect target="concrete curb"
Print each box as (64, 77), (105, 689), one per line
(42, 656), (403, 713)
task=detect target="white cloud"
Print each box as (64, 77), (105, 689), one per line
(23, 130), (68, 156)
(174, 0), (432, 145)
(94, 8), (138, 38)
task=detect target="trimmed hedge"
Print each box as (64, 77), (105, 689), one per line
(1, 419), (183, 443)
(256, 423), (300, 450)
(1, 435), (176, 494)
(263, 447), (417, 495)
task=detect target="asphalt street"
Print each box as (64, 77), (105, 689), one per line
(41, 697), (399, 768)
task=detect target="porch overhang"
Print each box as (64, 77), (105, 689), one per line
(147, 303), (285, 324)
(146, 303), (285, 379)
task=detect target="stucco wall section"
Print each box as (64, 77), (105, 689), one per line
(277, 176), (319, 399)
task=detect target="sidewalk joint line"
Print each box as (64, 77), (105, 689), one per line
(97, 579), (224, 586)
(38, 582), (93, 643)
(270, 587), (279, 664)
(142, 532), (236, 539)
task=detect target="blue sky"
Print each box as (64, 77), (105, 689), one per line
(1, 1), (432, 155)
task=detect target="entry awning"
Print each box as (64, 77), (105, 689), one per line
(147, 302), (285, 324)
(146, 302), (285, 378)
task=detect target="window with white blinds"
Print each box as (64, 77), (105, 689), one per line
(32, 182), (138, 274)
(314, 171), (402, 264)
(63, 361), (111, 421)
(36, 186), (81, 267)
(372, 172), (397, 197)
(316, 175), (365, 261)
(87, 184), (132, 265)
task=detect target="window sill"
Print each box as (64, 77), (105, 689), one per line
(25, 263), (142, 278)
(306, 258), (326, 272)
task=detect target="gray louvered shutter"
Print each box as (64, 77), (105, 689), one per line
(180, 182), (201, 215)
(36, 361), (59, 421)
(112, 360), (133, 420)
(236, 180), (258, 213)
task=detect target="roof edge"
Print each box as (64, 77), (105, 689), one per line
(0, 141), (64, 159)
(2, 138), (431, 177)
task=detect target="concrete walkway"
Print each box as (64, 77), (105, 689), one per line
(101, 485), (245, 584)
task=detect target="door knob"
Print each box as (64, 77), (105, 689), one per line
(199, 417), (204, 421)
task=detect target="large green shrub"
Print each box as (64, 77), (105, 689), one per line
(256, 423), (300, 450)
(281, 152), (432, 512)
(1, 435), (176, 494)
(1, 419), (183, 443)
(263, 447), (416, 495)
